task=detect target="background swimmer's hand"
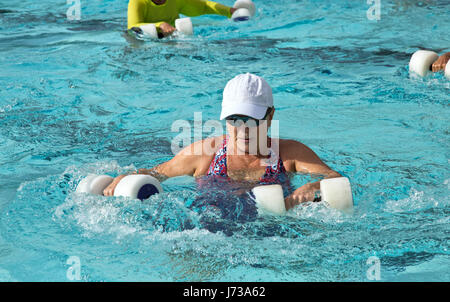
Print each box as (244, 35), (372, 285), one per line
(432, 52), (450, 72)
(103, 174), (128, 196)
(284, 182), (319, 210)
(159, 22), (176, 37)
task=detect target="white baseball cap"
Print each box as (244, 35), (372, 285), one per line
(220, 73), (273, 120)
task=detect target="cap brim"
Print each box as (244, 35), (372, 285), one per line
(220, 103), (268, 120)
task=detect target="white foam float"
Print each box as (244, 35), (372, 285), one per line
(139, 24), (159, 39)
(319, 177), (353, 211)
(174, 17), (193, 36)
(232, 0), (256, 21)
(409, 50), (439, 77)
(113, 174), (163, 200)
(234, 0), (256, 16)
(252, 184), (286, 215)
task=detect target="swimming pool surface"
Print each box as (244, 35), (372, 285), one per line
(0, 0), (449, 281)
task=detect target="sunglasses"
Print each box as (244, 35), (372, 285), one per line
(226, 108), (273, 126)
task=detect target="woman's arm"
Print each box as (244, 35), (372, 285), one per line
(177, 0), (234, 18)
(282, 140), (341, 209)
(103, 137), (220, 196)
(138, 145), (203, 180)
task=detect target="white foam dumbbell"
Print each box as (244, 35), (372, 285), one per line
(251, 177), (354, 215)
(409, 50), (439, 77)
(76, 174), (163, 200)
(252, 184), (286, 215)
(232, 0), (256, 21)
(319, 177), (353, 211)
(138, 17), (193, 38)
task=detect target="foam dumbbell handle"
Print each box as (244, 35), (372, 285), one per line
(175, 17), (193, 35)
(251, 184), (286, 215)
(233, 0), (256, 16)
(113, 174), (163, 200)
(409, 50), (439, 77)
(312, 196), (321, 202)
(76, 174), (114, 195)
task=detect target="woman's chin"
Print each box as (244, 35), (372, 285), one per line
(236, 139), (258, 154)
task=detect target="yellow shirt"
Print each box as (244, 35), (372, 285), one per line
(127, 0), (232, 30)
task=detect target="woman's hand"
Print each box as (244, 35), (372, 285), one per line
(432, 52), (450, 72)
(230, 7), (237, 15)
(103, 174), (128, 196)
(159, 22), (176, 37)
(284, 182), (319, 210)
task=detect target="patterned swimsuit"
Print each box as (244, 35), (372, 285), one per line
(191, 137), (290, 229)
(207, 137), (287, 185)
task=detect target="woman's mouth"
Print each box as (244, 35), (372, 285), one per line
(237, 137), (251, 144)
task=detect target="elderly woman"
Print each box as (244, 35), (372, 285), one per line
(104, 73), (342, 210)
(128, 0), (237, 37)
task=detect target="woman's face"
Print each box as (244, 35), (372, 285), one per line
(151, 0), (167, 5)
(226, 108), (274, 155)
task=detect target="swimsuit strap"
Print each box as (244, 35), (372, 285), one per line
(260, 148), (287, 184)
(207, 137), (287, 184)
(207, 137), (228, 176)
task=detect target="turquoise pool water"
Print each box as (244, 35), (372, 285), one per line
(0, 0), (449, 281)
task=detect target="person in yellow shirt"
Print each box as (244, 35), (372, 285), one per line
(128, 0), (237, 37)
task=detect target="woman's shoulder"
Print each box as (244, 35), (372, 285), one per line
(177, 135), (225, 157)
(277, 138), (312, 171)
(202, 135), (226, 155)
(168, 135), (225, 177)
(192, 135), (226, 176)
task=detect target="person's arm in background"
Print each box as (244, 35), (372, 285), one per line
(177, 0), (236, 18)
(432, 52), (450, 72)
(127, 0), (166, 31)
